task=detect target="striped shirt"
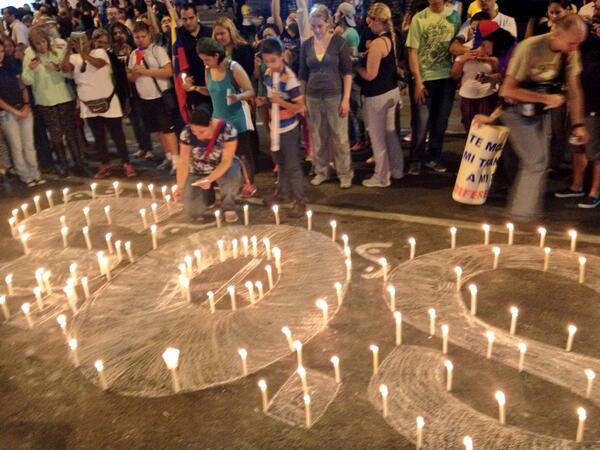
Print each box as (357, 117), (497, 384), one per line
(263, 65), (302, 134)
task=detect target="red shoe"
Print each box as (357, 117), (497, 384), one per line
(94, 164), (111, 179)
(240, 183), (257, 198)
(123, 163), (137, 178)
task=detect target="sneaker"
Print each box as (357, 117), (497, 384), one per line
(408, 162), (421, 176)
(554, 187), (585, 198)
(169, 165), (177, 177)
(288, 201), (307, 218)
(34, 178), (47, 186)
(425, 160), (447, 173)
(224, 210), (239, 223)
(94, 164), (112, 179)
(402, 133), (412, 143)
(311, 174), (329, 186)
(132, 150), (146, 159)
(351, 142), (366, 152)
(157, 159), (171, 171)
(123, 163), (137, 178)
(340, 178), (352, 189)
(578, 196), (600, 209)
(26, 180), (37, 188)
(144, 151), (155, 161)
(366, 157), (375, 164)
(362, 177), (390, 188)
(240, 183), (257, 198)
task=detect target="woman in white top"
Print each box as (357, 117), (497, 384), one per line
(62, 30), (137, 179)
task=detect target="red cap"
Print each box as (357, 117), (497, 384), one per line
(478, 20), (500, 38)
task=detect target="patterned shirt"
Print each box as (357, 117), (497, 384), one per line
(263, 65), (302, 134)
(180, 120), (238, 176)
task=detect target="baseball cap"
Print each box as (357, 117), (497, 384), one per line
(336, 2), (356, 27)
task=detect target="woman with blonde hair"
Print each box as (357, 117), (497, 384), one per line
(213, 16), (255, 79)
(299, 4), (353, 188)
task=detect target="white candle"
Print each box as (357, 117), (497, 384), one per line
(370, 344), (379, 375)
(444, 359), (454, 391)
(151, 203), (158, 224)
(184, 256), (193, 278)
(316, 299), (329, 326)
(8, 217), (17, 238)
(243, 204), (249, 226)
(585, 369), (596, 399)
(150, 224), (158, 250)
(241, 236), (249, 257)
(171, 185), (178, 197)
(450, 227), (457, 249)
(463, 436), (473, 450)
(35, 268), (45, 292)
(33, 195), (41, 213)
(379, 384), (389, 418)
(281, 326), (294, 350)
(124, 241), (134, 263)
(165, 194), (172, 215)
(112, 181), (120, 198)
(255, 281), (264, 299)
(42, 271), (52, 294)
(510, 306), (519, 335)
(12, 208), (19, 224)
(82, 227), (92, 250)
(265, 265), (273, 289)
(69, 338), (79, 367)
(330, 220), (337, 241)
(416, 416), (425, 449)
(68, 263), (78, 285)
(0, 295), (9, 320)
(5, 274), (13, 296)
(495, 391), (506, 425)
(194, 249), (202, 269)
(148, 183), (155, 200)
(101, 206), (111, 226)
(454, 266), (462, 292)
(469, 284), (478, 315)
(566, 325), (577, 352)
(251, 236), (258, 257)
(505, 222), (514, 245)
(569, 230), (577, 252)
(482, 223), (490, 245)
(33, 287), (44, 311)
(428, 308), (436, 336)
(179, 275), (191, 302)
(537, 227), (547, 248)
(442, 324), (449, 354)
(59, 215), (67, 228)
(21, 233), (30, 255)
(82, 207), (93, 228)
(101, 256), (111, 281)
(238, 348), (248, 376)
(245, 281), (256, 304)
(90, 182), (97, 200)
(543, 247), (551, 271)
(139, 208), (148, 229)
(335, 282), (343, 306)
(273, 247), (281, 274)
(64, 283), (78, 314)
(105, 233), (114, 254)
(232, 239), (239, 259)
(206, 291), (216, 313)
(394, 311), (402, 346)
(228, 285), (236, 311)
(303, 394), (312, 428)
(518, 342), (527, 372)
(272, 205), (280, 225)
(492, 246), (500, 270)
(17, 224), (25, 239)
(96, 251), (105, 274)
(215, 210), (221, 228)
(62, 187), (70, 204)
(21, 302), (33, 328)
(21, 203), (29, 218)
(95, 360), (108, 390)
(306, 210), (312, 231)
(331, 355), (341, 383)
(263, 238), (271, 259)
(46, 190), (54, 208)
(486, 331), (495, 359)
(297, 365), (308, 393)
(387, 285), (396, 311)
(579, 256), (586, 284)
(81, 276), (90, 299)
(379, 258), (388, 283)
(217, 240), (226, 262)
(576, 407), (586, 442)
(408, 237), (416, 260)
(56, 314), (68, 338)
(162, 347), (181, 393)
(345, 258), (352, 281)
(136, 182), (143, 199)
(341, 234), (349, 250)
(258, 379), (268, 411)
(115, 240), (123, 263)
(293, 340), (303, 367)
(160, 185), (167, 200)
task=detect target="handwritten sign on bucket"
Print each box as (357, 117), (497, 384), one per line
(453, 124), (510, 205)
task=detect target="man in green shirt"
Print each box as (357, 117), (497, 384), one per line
(406, 0), (461, 175)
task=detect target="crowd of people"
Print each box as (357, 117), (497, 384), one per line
(0, 0), (599, 224)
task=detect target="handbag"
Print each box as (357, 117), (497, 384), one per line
(82, 90), (116, 114)
(142, 46), (178, 113)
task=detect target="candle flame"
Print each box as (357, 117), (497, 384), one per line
(495, 391), (506, 405)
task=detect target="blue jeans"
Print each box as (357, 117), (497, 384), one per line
(272, 126), (306, 202)
(0, 110), (40, 183)
(410, 78), (456, 163)
(183, 159), (242, 219)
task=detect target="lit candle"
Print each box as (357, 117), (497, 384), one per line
(35, 268), (45, 292)
(341, 234), (349, 250)
(272, 205), (280, 225)
(115, 240), (123, 262)
(379, 384), (389, 418)
(469, 284), (477, 315)
(518, 342), (527, 372)
(335, 282), (343, 306)
(0, 296), (9, 320)
(394, 311), (402, 346)
(306, 210), (312, 231)
(281, 326), (294, 350)
(579, 256), (586, 284)
(148, 183), (155, 200)
(273, 247), (281, 274)
(161, 185), (168, 200)
(416, 416), (425, 450)
(33, 287), (44, 311)
(82, 226), (92, 250)
(241, 236), (249, 257)
(124, 241), (134, 263)
(408, 237), (416, 260)
(21, 203), (29, 218)
(297, 365), (308, 393)
(370, 344), (379, 375)
(12, 208), (19, 224)
(454, 266), (462, 292)
(303, 394), (312, 428)
(543, 247), (551, 272)
(33, 195), (41, 213)
(46, 190), (54, 207)
(102, 206), (111, 226)
(206, 291), (215, 313)
(214, 210), (221, 228)
(293, 340), (303, 367)
(150, 224), (158, 250)
(450, 227), (457, 249)
(105, 233), (114, 254)
(81, 276), (90, 300)
(330, 220), (337, 241)
(510, 306), (519, 335)
(258, 379), (268, 411)
(387, 285), (396, 311)
(255, 281), (264, 299)
(442, 324), (449, 355)
(69, 338), (79, 367)
(162, 347), (181, 393)
(263, 238), (271, 259)
(171, 185), (177, 196)
(251, 236), (258, 257)
(576, 407), (586, 443)
(57, 314), (68, 339)
(165, 194), (172, 215)
(8, 217), (17, 238)
(232, 239), (239, 259)
(238, 348), (248, 376)
(59, 215), (67, 228)
(345, 258), (352, 281)
(184, 256), (193, 278)
(537, 227), (546, 248)
(245, 281), (256, 304)
(566, 325), (577, 352)
(486, 331), (495, 359)
(194, 249), (202, 269)
(243, 204), (249, 226)
(379, 258), (388, 283)
(585, 369), (596, 399)
(139, 208), (148, 229)
(265, 265), (273, 289)
(444, 360), (453, 391)
(495, 391), (506, 425)
(228, 285), (236, 311)
(492, 246), (500, 270)
(480, 224), (491, 247)
(21, 233), (30, 255)
(331, 356), (341, 383)
(179, 275), (191, 302)
(68, 263), (78, 285)
(112, 181), (120, 198)
(504, 223), (514, 245)
(90, 182), (97, 199)
(101, 256), (111, 281)
(463, 436), (473, 450)
(136, 182), (143, 199)
(21, 302), (33, 328)
(43, 271), (52, 294)
(316, 298), (329, 326)
(62, 187), (70, 204)
(151, 202), (158, 224)
(95, 360), (108, 390)
(569, 230), (577, 252)
(17, 224), (25, 238)
(5, 274), (13, 296)
(217, 240), (225, 262)
(428, 308), (436, 336)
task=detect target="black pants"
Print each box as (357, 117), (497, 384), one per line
(86, 116), (130, 165)
(237, 130), (255, 183)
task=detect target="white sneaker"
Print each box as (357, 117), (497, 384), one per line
(224, 210), (239, 223)
(362, 177), (390, 188)
(311, 174), (328, 186)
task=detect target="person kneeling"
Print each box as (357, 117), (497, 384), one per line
(175, 106), (242, 222)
